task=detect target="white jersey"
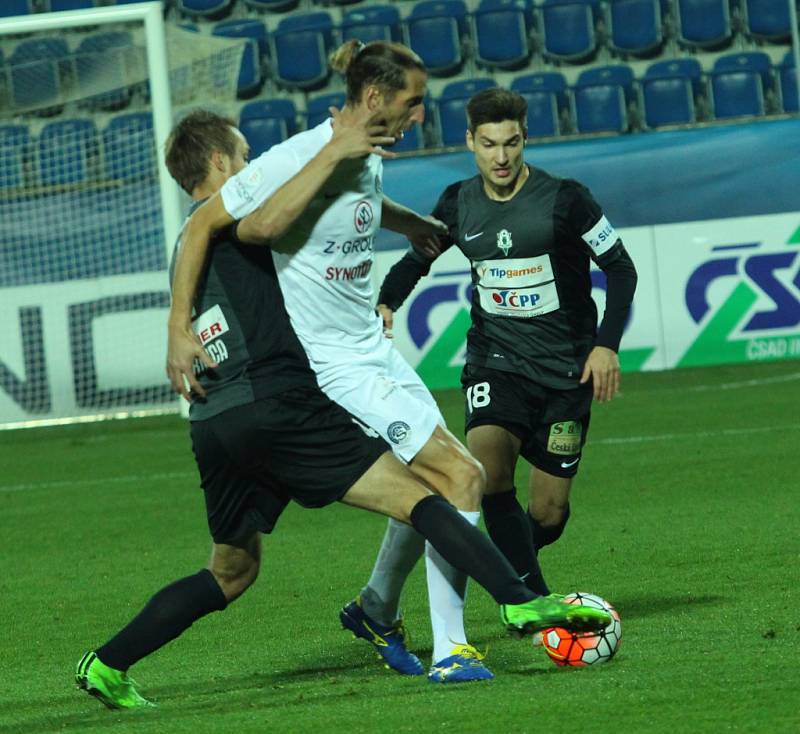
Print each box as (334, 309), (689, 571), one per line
(221, 120), (385, 371)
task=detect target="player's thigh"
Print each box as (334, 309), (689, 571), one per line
(317, 353), (442, 464)
(466, 424), (521, 494)
(340, 451), (432, 523)
(528, 467), (572, 524)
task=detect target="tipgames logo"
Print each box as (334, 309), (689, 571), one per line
(679, 233), (800, 366)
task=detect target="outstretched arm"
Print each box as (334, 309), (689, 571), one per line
(382, 196), (446, 259)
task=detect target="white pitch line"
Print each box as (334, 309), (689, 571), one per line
(595, 423), (800, 445)
(0, 470), (194, 494)
(644, 371), (800, 394)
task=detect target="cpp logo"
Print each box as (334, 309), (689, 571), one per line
(686, 249), (800, 331)
(354, 200), (374, 234)
(491, 290), (540, 309)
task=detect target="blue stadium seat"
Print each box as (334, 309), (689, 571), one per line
(38, 119), (97, 187)
(437, 78), (497, 146)
(271, 12), (335, 90)
(213, 19), (268, 98)
(474, 0), (534, 70)
(711, 52), (772, 118)
(606, 0), (663, 57)
(407, 1), (469, 77)
(779, 53), (798, 112)
(511, 72), (569, 137)
(743, 0), (792, 43)
(46, 0), (98, 10)
(9, 38), (69, 113)
(177, 0), (233, 19)
(244, 0), (299, 10)
(0, 0), (33, 16)
(103, 113), (155, 181)
(76, 32), (134, 111)
(306, 92), (346, 129)
(540, 0), (597, 64)
(240, 99), (298, 156)
(392, 124), (424, 153)
(642, 58), (704, 127)
(0, 125), (28, 190)
(676, 0), (733, 50)
(341, 5), (402, 43)
(574, 66), (633, 133)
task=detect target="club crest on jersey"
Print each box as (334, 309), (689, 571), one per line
(354, 200), (374, 234)
(497, 229), (513, 256)
(387, 421), (411, 444)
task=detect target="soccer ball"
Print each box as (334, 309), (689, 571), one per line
(541, 592), (621, 667)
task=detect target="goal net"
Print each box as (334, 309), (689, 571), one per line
(0, 3), (245, 428)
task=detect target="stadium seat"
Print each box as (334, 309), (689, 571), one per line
(212, 19), (268, 98)
(244, 0), (300, 11)
(511, 72), (569, 137)
(406, 0), (469, 77)
(574, 65), (634, 133)
(103, 112), (155, 181)
(46, 0), (98, 10)
(0, 125), (28, 190)
(38, 119), (97, 187)
(779, 53), (798, 113)
(76, 32), (134, 111)
(641, 58), (704, 127)
(177, 0), (233, 19)
(676, 0), (733, 50)
(0, 0), (33, 16)
(606, 0), (663, 57)
(9, 38), (69, 114)
(306, 92), (346, 129)
(540, 0), (598, 64)
(474, 0), (534, 70)
(271, 12), (335, 90)
(743, 0), (792, 44)
(341, 5), (403, 44)
(711, 52), (772, 118)
(240, 99), (298, 156)
(437, 78), (497, 146)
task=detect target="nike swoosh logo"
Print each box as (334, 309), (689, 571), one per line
(464, 231), (483, 241)
(561, 458), (580, 469)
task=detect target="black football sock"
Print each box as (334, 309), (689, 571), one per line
(96, 569), (227, 671)
(529, 503), (571, 553)
(482, 489), (550, 596)
(410, 494), (535, 605)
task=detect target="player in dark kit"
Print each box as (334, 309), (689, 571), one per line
(74, 109), (611, 710)
(377, 88), (638, 631)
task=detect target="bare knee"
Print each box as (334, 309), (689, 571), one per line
(443, 453), (485, 510)
(209, 540), (260, 602)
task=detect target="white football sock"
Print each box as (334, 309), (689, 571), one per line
(361, 518), (425, 626)
(426, 509), (480, 664)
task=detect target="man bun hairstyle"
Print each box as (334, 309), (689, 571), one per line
(329, 40), (425, 104)
(165, 109), (238, 195)
(466, 88), (528, 135)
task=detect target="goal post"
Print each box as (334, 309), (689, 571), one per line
(0, 2), (245, 429)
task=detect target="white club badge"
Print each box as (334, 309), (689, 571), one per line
(497, 228), (513, 256)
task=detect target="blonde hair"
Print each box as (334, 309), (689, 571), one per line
(328, 40), (425, 104)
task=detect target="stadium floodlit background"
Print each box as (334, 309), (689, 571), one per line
(0, 1), (798, 732)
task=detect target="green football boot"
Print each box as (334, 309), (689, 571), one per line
(75, 651), (154, 710)
(501, 594), (611, 636)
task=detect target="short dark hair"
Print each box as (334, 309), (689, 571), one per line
(165, 109), (238, 194)
(466, 88), (528, 135)
(329, 40), (426, 105)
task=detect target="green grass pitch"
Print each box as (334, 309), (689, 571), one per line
(1, 361), (798, 733)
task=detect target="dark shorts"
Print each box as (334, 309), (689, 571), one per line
(190, 387), (389, 545)
(461, 364), (593, 478)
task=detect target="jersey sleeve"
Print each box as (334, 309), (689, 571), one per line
(431, 182), (462, 248)
(220, 145), (301, 221)
(596, 245), (638, 352)
(561, 180), (623, 266)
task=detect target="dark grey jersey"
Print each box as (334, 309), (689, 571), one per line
(169, 203), (318, 421)
(430, 167), (630, 389)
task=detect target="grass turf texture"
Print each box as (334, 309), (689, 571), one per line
(1, 361), (798, 734)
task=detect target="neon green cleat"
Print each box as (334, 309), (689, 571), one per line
(75, 651), (154, 710)
(501, 594), (611, 636)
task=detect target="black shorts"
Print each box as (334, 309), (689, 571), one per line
(190, 387), (389, 545)
(461, 364), (592, 478)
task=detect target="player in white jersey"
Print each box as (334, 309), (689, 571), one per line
(166, 41), (588, 683)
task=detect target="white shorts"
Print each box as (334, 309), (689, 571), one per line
(313, 339), (444, 463)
